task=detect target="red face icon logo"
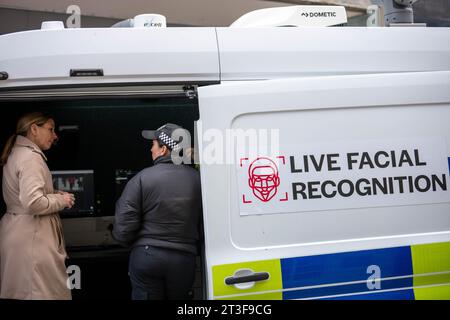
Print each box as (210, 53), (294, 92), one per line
(248, 157), (280, 202)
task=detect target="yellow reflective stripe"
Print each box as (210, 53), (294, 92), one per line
(212, 259), (282, 299)
(217, 292), (282, 300)
(413, 284), (450, 300)
(411, 242), (450, 300)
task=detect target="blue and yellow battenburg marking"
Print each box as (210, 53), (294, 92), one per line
(212, 242), (450, 300)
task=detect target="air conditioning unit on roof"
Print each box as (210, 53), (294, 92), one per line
(230, 6), (348, 27)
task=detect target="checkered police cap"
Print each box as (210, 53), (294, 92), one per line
(141, 123), (184, 151)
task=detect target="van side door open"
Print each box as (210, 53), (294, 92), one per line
(197, 71), (450, 300)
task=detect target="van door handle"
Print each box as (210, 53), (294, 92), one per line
(225, 271), (269, 285)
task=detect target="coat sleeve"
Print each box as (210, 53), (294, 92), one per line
(18, 152), (67, 215)
(113, 175), (143, 247)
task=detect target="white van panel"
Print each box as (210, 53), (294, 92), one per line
(230, 107), (449, 248)
(216, 27), (450, 80)
(0, 28), (219, 88)
(198, 71), (450, 299)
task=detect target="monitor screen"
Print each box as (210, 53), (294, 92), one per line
(51, 170), (95, 216)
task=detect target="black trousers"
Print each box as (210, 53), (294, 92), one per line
(129, 245), (196, 300)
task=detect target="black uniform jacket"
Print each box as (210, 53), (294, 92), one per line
(113, 156), (202, 254)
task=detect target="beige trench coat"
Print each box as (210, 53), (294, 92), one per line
(0, 135), (71, 300)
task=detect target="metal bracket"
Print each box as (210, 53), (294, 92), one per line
(183, 85), (198, 99)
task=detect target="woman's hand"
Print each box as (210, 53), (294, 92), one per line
(60, 192), (75, 209)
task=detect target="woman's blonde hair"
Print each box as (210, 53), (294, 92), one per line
(0, 112), (53, 165)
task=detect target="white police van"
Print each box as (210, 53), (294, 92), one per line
(0, 4), (449, 300)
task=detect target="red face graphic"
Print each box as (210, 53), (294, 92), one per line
(248, 157), (280, 202)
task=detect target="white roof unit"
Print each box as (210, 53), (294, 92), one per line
(40, 21), (65, 30)
(230, 5), (348, 27)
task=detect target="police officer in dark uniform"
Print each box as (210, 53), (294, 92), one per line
(113, 123), (202, 300)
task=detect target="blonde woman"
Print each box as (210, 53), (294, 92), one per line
(0, 112), (75, 300)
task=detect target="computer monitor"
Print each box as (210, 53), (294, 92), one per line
(51, 170), (95, 216)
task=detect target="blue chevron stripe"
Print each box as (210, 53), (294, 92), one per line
(320, 288), (415, 300)
(281, 246), (413, 289)
(282, 277), (413, 300)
